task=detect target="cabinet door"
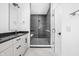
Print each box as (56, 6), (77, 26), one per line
(21, 35), (28, 55)
(9, 3), (18, 31)
(13, 41), (22, 56)
(0, 46), (14, 56)
(0, 38), (14, 53)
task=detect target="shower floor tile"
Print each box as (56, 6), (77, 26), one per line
(30, 38), (50, 45)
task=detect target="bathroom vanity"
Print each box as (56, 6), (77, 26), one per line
(0, 31), (29, 56)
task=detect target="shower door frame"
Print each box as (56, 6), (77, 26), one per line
(30, 4), (55, 48)
(30, 14), (51, 47)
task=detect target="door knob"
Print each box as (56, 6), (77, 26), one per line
(58, 32), (61, 35)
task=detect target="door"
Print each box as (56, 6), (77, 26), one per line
(31, 15), (46, 38)
(51, 3), (62, 56)
(61, 3), (79, 56)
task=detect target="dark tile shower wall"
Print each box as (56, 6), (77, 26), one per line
(31, 15), (47, 38)
(31, 15), (38, 38)
(38, 15), (47, 38)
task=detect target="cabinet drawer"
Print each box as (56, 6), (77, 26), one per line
(13, 37), (22, 44)
(13, 41), (22, 56)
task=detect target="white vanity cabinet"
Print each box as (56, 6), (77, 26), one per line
(0, 45), (14, 56)
(21, 34), (28, 55)
(13, 34), (29, 56)
(0, 34), (29, 56)
(0, 39), (14, 56)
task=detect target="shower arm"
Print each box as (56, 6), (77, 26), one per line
(70, 10), (79, 16)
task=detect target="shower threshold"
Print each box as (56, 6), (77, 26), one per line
(30, 45), (52, 48)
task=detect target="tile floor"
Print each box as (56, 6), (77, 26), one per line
(25, 48), (54, 56)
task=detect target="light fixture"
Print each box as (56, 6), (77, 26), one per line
(12, 3), (20, 8)
(70, 10), (79, 16)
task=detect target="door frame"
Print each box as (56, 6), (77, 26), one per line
(52, 3), (62, 56)
(50, 3), (56, 55)
(30, 3), (54, 48)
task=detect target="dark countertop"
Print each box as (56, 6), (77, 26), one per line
(0, 31), (29, 44)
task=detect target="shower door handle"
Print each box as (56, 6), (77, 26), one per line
(52, 28), (55, 33)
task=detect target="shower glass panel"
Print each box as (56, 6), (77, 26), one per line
(30, 15), (50, 45)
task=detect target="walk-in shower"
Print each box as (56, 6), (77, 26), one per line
(30, 3), (51, 47)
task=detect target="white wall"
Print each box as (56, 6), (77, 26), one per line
(18, 3), (30, 31)
(17, 3), (30, 47)
(0, 3), (9, 33)
(9, 3), (18, 31)
(9, 3), (30, 32)
(31, 3), (49, 14)
(54, 3), (79, 56)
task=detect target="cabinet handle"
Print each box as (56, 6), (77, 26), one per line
(19, 54), (21, 56)
(16, 45), (21, 49)
(25, 38), (27, 43)
(16, 38), (21, 41)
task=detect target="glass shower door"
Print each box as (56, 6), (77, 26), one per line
(30, 15), (50, 46)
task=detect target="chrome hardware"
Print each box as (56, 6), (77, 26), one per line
(16, 45), (21, 49)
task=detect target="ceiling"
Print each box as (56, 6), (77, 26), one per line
(31, 3), (50, 14)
